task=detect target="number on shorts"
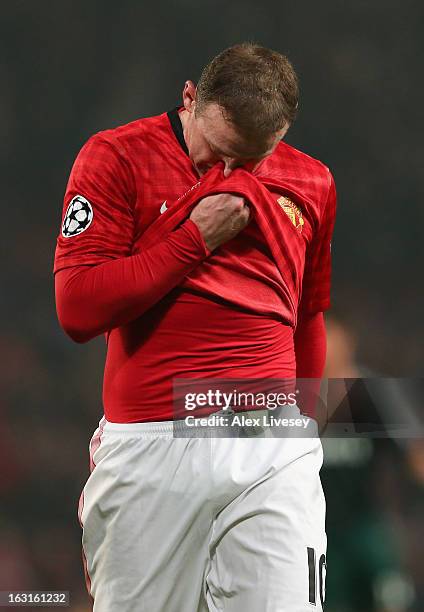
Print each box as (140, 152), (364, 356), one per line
(307, 547), (326, 606)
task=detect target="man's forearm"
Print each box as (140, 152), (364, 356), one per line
(55, 220), (209, 343)
(294, 311), (327, 378)
(294, 311), (327, 417)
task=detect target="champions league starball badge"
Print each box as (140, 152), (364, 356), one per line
(62, 195), (93, 238)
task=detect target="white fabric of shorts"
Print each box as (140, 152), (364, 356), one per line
(79, 410), (327, 612)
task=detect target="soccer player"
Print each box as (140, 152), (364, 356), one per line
(54, 43), (336, 611)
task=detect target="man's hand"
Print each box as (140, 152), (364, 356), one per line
(189, 193), (250, 251)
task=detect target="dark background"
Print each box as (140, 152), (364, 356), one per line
(1, 1), (423, 610)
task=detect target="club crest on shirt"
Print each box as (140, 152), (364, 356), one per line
(277, 196), (304, 233)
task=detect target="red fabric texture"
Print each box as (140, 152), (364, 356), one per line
(54, 110), (336, 422)
(137, 162), (335, 328)
(294, 311), (327, 417)
(294, 312), (327, 379)
(102, 291), (296, 422)
(55, 219), (209, 343)
(54, 110), (336, 322)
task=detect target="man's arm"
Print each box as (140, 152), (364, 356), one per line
(295, 169), (336, 376)
(55, 219), (209, 343)
(294, 311), (326, 379)
(55, 195), (250, 343)
(55, 191), (250, 343)
(55, 134), (208, 343)
(294, 311), (327, 418)
(54, 134), (249, 343)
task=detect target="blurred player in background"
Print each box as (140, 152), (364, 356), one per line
(54, 43), (336, 611)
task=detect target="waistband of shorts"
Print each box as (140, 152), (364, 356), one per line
(101, 417), (189, 436)
(100, 406), (319, 439)
(100, 416), (241, 437)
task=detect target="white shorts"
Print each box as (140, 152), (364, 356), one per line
(79, 411), (327, 612)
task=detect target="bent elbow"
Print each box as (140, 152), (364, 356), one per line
(54, 266), (111, 344)
(55, 271), (96, 343)
(56, 307), (94, 344)
(64, 327), (94, 344)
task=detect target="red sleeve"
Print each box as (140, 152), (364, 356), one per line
(55, 219), (210, 343)
(294, 311), (326, 378)
(54, 133), (136, 273)
(299, 171), (337, 315)
(54, 132), (210, 343)
(294, 311), (327, 418)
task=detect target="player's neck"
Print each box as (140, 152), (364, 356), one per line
(177, 108), (194, 160)
(178, 108), (188, 136)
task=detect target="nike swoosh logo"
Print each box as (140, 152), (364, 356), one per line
(160, 201), (168, 214)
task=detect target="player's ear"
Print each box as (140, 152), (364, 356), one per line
(278, 122), (291, 140)
(182, 81), (197, 112)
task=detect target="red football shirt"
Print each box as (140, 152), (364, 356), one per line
(54, 108), (336, 422)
